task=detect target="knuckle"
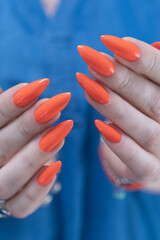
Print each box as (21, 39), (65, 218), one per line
(117, 68), (135, 93)
(149, 91), (160, 120)
(0, 110), (8, 124)
(0, 185), (11, 200)
(127, 149), (138, 163)
(145, 54), (160, 73)
(25, 189), (37, 203)
(142, 128), (159, 150)
(23, 157), (36, 172)
(16, 118), (33, 139)
(112, 104), (127, 123)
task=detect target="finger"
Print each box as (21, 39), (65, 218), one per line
(99, 141), (133, 181)
(5, 162), (61, 219)
(95, 120), (160, 183)
(88, 53), (160, 123)
(0, 93), (71, 165)
(85, 89), (160, 158)
(0, 120), (73, 199)
(101, 35), (160, 85)
(99, 143), (146, 191)
(0, 79), (49, 128)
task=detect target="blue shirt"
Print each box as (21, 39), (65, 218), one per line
(0, 0), (160, 239)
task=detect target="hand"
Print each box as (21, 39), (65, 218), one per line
(0, 78), (72, 218)
(77, 36), (160, 192)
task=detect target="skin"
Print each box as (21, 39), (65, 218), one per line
(2, 36), (160, 219)
(40, 0), (60, 16)
(0, 83), (64, 218)
(86, 37), (160, 192)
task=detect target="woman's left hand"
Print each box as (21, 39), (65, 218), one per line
(77, 37), (160, 192)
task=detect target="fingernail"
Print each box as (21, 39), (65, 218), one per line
(35, 92), (71, 123)
(122, 183), (146, 191)
(101, 35), (140, 61)
(14, 78), (50, 107)
(76, 73), (110, 104)
(151, 42), (160, 50)
(38, 161), (62, 186)
(95, 120), (121, 143)
(39, 120), (73, 152)
(77, 45), (115, 76)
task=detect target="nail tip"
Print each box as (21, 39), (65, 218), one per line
(77, 45), (83, 51)
(94, 119), (100, 126)
(38, 78), (50, 86)
(65, 92), (71, 99)
(76, 72), (80, 77)
(100, 35), (107, 41)
(67, 119), (74, 128)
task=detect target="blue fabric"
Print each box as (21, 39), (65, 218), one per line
(0, 0), (160, 239)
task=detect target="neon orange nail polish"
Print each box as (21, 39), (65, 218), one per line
(76, 73), (110, 104)
(39, 120), (73, 152)
(77, 45), (115, 76)
(14, 78), (50, 107)
(95, 119), (121, 143)
(38, 161), (62, 186)
(151, 42), (160, 50)
(101, 35), (140, 61)
(35, 92), (71, 123)
(122, 183), (146, 191)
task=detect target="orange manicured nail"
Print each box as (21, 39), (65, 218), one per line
(101, 35), (140, 61)
(95, 120), (121, 143)
(38, 161), (62, 186)
(39, 120), (73, 152)
(77, 45), (115, 76)
(152, 42), (160, 50)
(76, 73), (110, 104)
(122, 183), (146, 191)
(14, 78), (50, 107)
(35, 92), (71, 123)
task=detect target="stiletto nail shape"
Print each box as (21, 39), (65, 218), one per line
(95, 120), (121, 143)
(35, 92), (71, 123)
(38, 161), (62, 186)
(77, 45), (115, 76)
(14, 78), (50, 107)
(101, 35), (140, 61)
(76, 73), (110, 104)
(152, 42), (160, 50)
(39, 120), (73, 152)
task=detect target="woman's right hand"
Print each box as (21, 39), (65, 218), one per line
(0, 78), (73, 218)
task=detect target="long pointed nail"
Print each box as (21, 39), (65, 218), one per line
(39, 120), (73, 152)
(76, 73), (110, 104)
(35, 92), (71, 123)
(151, 42), (160, 50)
(77, 45), (115, 76)
(101, 35), (140, 61)
(14, 78), (50, 107)
(95, 120), (121, 143)
(38, 161), (62, 186)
